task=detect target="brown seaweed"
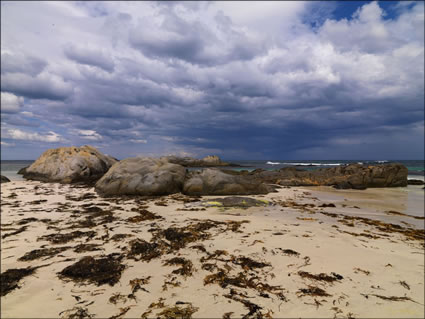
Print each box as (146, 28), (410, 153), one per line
(18, 246), (71, 261)
(1, 267), (37, 296)
(127, 239), (161, 261)
(58, 254), (125, 286)
(156, 303), (199, 319)
(297, 285), (331, 297)
(39, 230), (97, 244)
(298, 271), (343, 283)
(163, 257), (195, 277)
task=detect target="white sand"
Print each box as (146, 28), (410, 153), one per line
(1, 181), (424, 318)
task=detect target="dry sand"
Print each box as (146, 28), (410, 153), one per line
(1, 181), (424, 318)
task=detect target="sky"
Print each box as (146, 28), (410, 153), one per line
(1, 1), (424, 160)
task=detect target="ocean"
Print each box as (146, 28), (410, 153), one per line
(1, 159), (424, 181)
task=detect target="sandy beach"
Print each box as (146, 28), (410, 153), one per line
(1, 181), (424, 318)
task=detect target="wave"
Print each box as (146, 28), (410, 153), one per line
(281, 162), (342, 166)
(375, 160), (389, 163)
(266, 161), (281, 165)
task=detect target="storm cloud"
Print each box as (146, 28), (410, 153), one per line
(1, 1), (423, 160)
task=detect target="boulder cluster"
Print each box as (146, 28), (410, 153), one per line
(19, 145), (409, 197)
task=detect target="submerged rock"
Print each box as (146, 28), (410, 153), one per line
(22, 145), (117, 184)
(407, 179), (425, 185)
(1, 175), (11, 183)
(183, 168), (271, 196)
(95, 157), (186, 196)
(198, 196), (270, 208)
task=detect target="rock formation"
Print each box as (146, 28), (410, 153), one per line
(246, 163), (408, 189)
(161, 155), (239, 167)
(183, 168), (271, 196)
(22, 145), (117, 184)
(95, 157), (186, 196)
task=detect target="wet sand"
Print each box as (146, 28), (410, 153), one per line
(1, 181), (424, 318)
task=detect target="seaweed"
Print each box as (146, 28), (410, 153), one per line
(1, 267), (37, 296)
(298, 271), (343, 283)
(127, 210), (161, 223)
(162, 276), (182, 291)
(278, 248), (300, 257)
(16, 217), (39, 225)
(109, 306), (132, 319)
(129, 276), (151, 297)
(73, 244), (101, 253)
(59, 307), (93, 319)
(232, 256), (271, 270)
(223, 289), (263, 319)
(297, 286), (331, 297)
(366, 294), (419, 303)
(2, 226), (28, 239)
(109, 293), (127, 305)
(163, 257), (195, 277)
(58, 254), (125, 286)
(353, 268), (370, 275)
(18, 246), (71, 261)
(110, 234), (133, 242)
(156, 303), (199, 319)
(39, 230), (97, 244)
(127, 239), (161, 261)
(319, 203), (336, 208)
(399, 280), (410, 290)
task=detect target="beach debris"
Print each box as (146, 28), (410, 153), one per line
(59, 306), (94, 319)
(73, 244), (102, 253)
(223, 289), (264, 318)
(1, 267), (37, 296)
(163, 257), (195, 277)
(128, 208), (161, 222)
(232, 256), (271, 270)
(297, 285), (332, 297)
(222, 312), (234, 319)
(109, 306), (133, 319)
(58, 254), (125, 286)
(298, 271), (343, 283)
(162, 275), (182, 291)
(18, 246), (71, 261)
(363, 293), (420, 304)
(319, 203), (336, 208)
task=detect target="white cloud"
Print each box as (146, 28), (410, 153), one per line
(3, 128), (64, 142)
(1, 141), (15, 146)
(130, 139), (147, 144)
(74, 129), (103, 141)
(1, 92), (24, 113)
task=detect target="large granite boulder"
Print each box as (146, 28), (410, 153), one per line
(95, 157), (186, 197)
(1, 175), (11, 183)
(183, 168), (271, 196)
(22, 145), (117, 184)
(248, 163), (408, 189)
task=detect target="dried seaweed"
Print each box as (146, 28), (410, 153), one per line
(278, 248), (300, 257)
(156, 303), (199, 319)
(39, 230), (97, 244)
(18, 246), (71, 261)
(2, 226), (28, 239)
(58, 254), (125, 286)
(353, 268), (370, 275)
(164, 257), (195, 277)
(1, 267), (36, 296)
(127, 239), (161, 261)
(129, 276), (151, 296)
(297, 286), (331, 297)
(399, 280), (410, 290)
(59, 307), (93, 319)
(298, 271), (343, 283)
(232, 256), (271, 270)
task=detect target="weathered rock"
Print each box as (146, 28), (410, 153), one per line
(1, 175), (11, 183)
(407, 179), (425, 185)
(22, 145), (117, 184)
(95, 157), (186, 197)
(248, 163), (408, 189)
(161, 155), (239, 167)
(183, 168), (271, 196)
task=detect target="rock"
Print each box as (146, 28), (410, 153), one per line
(249, 163), (408, 189)
(183, 168), (271, 196)
(23, 145), (117, 184)
(407, 179), (425, 185)
(161, 155), (240, 167)
(17, 167), (28, 175)
(202, 155), (221, 165)
(95, 157), (186, 196)
(1, 175), (11, 183)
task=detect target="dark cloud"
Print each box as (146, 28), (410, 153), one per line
(0, 1), (423, 160)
